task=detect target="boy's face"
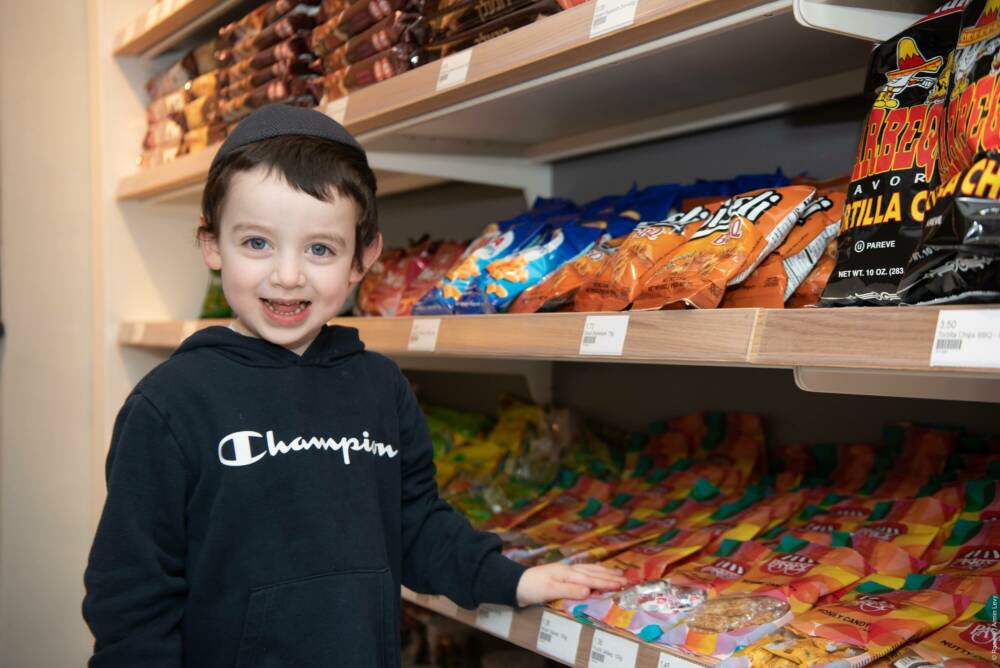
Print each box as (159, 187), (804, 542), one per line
(201, 166), (381, 355)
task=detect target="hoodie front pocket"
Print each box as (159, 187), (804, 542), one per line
(235, 568), (398, 668)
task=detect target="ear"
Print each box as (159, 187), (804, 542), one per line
(198, 216), (223, 271)
(350, 232), (384, 285)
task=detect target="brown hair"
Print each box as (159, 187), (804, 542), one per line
(200, 134), (378, 268)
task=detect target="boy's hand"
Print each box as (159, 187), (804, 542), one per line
(515, 563), (627, 607)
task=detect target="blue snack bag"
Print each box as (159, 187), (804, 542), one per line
(412, 198), (575, 315)
(477, 219), (606, 313)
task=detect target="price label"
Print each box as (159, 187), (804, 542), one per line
(658, 652), (704, 668)
(930, 309), (1000, 368)
(326, 96), (349, 124)
(408, 318), (441, 352)
(436, 49), (473, 90)
(589, 630), (638, 668)
(474, 604), (513, 638)
(537, 611), (582, 664)
(590, 0), (639, 38)
(579, 315), (629, 356)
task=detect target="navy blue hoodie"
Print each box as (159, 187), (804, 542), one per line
(83, 325), (526, 667)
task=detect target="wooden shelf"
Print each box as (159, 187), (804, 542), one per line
(401, 588), (710, 667)
(114, 0), (247, 57)
(117, 307), (1000, 381)
(115, 0), (873, 202)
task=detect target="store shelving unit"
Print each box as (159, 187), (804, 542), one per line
(101, 1), (1000, 666)
(115, 0), (872, 203)
(402, 588), (710, 667)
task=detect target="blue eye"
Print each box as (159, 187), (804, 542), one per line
(310, 244), (332, 257)
(246, 238), (268, 251)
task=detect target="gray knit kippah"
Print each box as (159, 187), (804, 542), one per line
(210, 104), (366, 172)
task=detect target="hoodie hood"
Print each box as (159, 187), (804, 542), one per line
(174, 324), (365, 368)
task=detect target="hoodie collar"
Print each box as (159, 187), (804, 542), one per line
(173, 324), (365, 368)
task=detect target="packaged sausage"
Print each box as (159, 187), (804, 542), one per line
(221, 59), (315, 100)
(315, 0), (426, 49)
(823, 3), (967, 306)
(939, 0), (1000, 181)
(574, 207), (710, 312)
(182, 124), (228, 155)
(319, 12), (427, 69)
(251, 34), (315, 71)
(319, 43), (422, 100)
(899, 152), (1000, 304)
(143, 119), (184, 150)
(146, 51), (199, 100)
(219, 77), (317, 123)
(429, 0), (541, 39)
(185, 70), (219, 100)
(146, 89), (187, 125)
(424, 0), (560, 58)
(183, 94), (221, 131)
(218, 4), (269, 45)
(193, 39), (223, 75)
(263, 0), (322, 26)
(253, 12), (318, 51)
(632, 186), (815, 310)
(317, 0), (351, 23)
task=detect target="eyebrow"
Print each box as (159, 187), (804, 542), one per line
(231, 222), (274, 236)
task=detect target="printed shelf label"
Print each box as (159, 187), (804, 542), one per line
(658, 651), (704, 668)
(579, 315), (629, 356)
(537, 611), (582, 664)
(436, 49), (473, 90)
(930, 309), (1000, 368)
(326, 96), (349, 124)
(408, 318), (441, 352)
(474, 604), (513, 638)
(590, 0), (639, 38)
(589, 629), (638, 668)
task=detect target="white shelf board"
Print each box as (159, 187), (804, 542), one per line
(793, 0), (942, 43)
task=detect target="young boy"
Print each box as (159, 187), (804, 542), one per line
(83, 104), (625, 667)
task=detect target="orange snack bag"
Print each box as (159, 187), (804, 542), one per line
(786, 236), (838, 308)
(487, 475), (612, 531)
(932, 521), (1000, 576)
(501, 500), (629, 565)
(633, 186), (816, 310)
(558, 516), (682, 566)
(721, 191), (844, 308)
(574, 207), (711, 312)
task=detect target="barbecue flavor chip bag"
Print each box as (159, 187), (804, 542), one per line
(573, 207), (711, 312)
(823, 2), (968, 306)
(885, 595), (1000, 668)
(899, 152), (1000, 304)
(940, 0), (1000, 180)
(632, 186), (814, 310)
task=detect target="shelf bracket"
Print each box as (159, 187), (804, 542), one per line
(793, 0), (942, 42)
(794, 366), (1000, 403)
(367, 147), (553, 204)
(390, 356), (554, 404)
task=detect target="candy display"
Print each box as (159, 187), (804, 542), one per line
(419, 395), (999, 664)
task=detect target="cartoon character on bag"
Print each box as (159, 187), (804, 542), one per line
(951, 0), (1000, 95)
(874, 37), (943, 109)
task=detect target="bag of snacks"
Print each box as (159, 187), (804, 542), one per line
(822, 2), (966, 305)
(885, 594), (1000, 667)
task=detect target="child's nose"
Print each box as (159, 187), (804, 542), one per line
(270, 254), (306, 289)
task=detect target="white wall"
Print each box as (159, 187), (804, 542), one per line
(0, 0), (96, 664)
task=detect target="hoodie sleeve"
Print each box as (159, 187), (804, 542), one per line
(83, 392), (190, 667)
(396, 373), (526, 609)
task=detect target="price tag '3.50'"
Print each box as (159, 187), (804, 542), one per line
(930, 309), (1000, 368)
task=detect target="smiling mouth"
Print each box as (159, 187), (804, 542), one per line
(261, 298), (311, 316)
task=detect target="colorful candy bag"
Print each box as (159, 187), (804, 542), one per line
(501, 500), (628, 565)
(930, 520), (1000, 575)
(885, 594), (1000, 667)
(721, 191), (844, 308)
(898, 152), (1000, 305)
(574, 207), (711, 312)
(632, 186), (815, 310)
(852, 497), (956, 560)
(473, 220), (607, 313)
(487, 474), (611, 531)
(939, 0), (1000, 181)
(785, 586), (965, 665)
(557, 516), (683, 566)
(823, 2), (967, 306)
(412, 198), (574, 314)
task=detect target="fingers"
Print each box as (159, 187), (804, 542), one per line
(558, 568), (625, 591)
(573, 564), (628, 582)
(545, 581), (591, 602)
